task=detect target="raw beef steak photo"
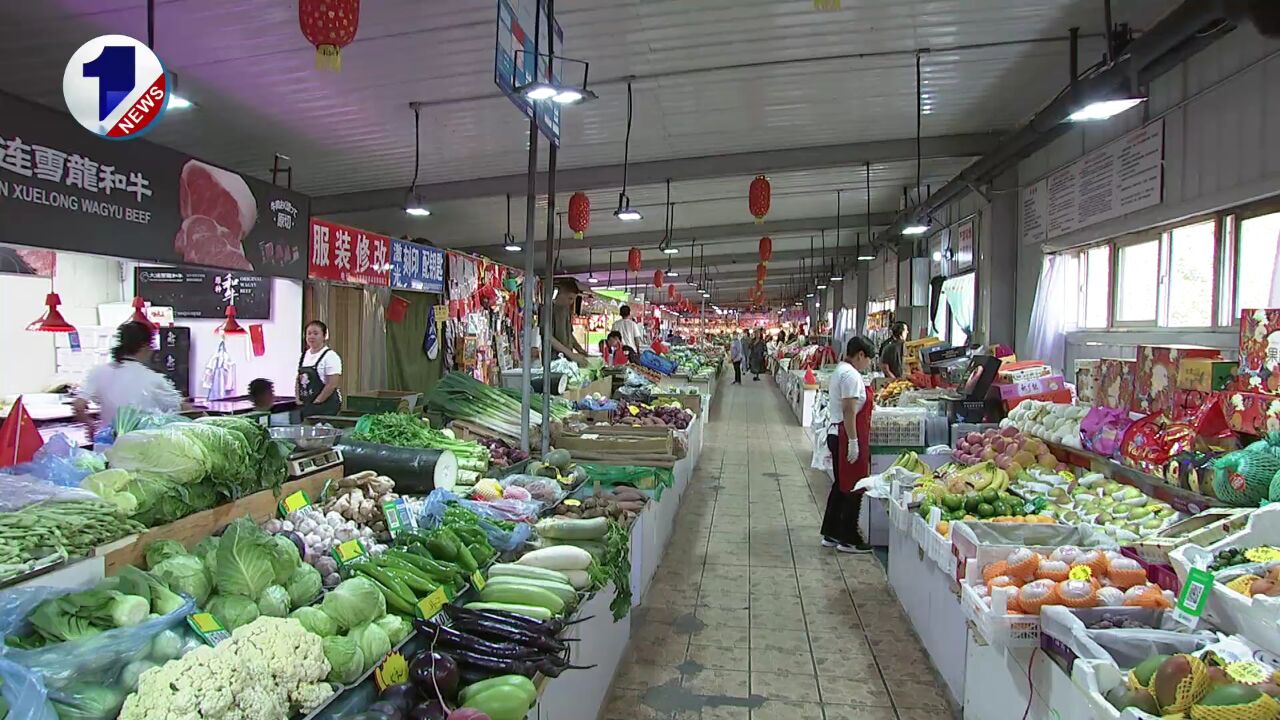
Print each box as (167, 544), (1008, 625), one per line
(173, 159), (258, 270)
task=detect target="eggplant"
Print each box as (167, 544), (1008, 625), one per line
(414, 619), (546, 658)
(409, 651), (459, 701)
(445, 604), (576, 635)
(367, 701), (405, 720)
(379, 683), (421, 713)
(448, 617), (566, 654)
(408, 700), (449, 720)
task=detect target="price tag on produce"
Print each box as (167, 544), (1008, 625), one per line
(1244, 547), (1280, 563)
(187, 612), (231, 646)
(331, 539), (366, 565)
(471, 570), (486, 591)
(563, 498), (582, 507)
(374, 651), (409, 691)
(382, 498), (416, 538)
(581, 433), (600, 440)
(1068, 565), (1093, 582)
(278, 490), (311, 516)
(1172, 567), (1214, 628)
(416, 586), (450, 620)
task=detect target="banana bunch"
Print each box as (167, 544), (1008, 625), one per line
(948, 460), (1010, 492)
(890, 450), (931, 475)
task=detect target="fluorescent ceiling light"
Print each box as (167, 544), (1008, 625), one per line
(504, 242), (522, 252)
(816, 283), (828, 290)
(587, 276), (599, 283)
(903, 224), (930, 235)
(830, 273), (842, 281)
(661, 246), (679, 254)
(404, 205), (431, 217)
(523, 83), (558, 101)
(552, 89), (583, 104)
(169, 94), (194, 110)
(858, 253), (875, 261)
(665, 269), (679, 277)
(1067, 98), (1145, 122)
(806, 292), (815, 298)
(614, 208), (642, 221)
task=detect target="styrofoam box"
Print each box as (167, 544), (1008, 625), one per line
(922, 521), (957, 575)
(888, 494), (913, 532)
(1168, 504), (1280, 655)
(950, 521), (1116, 584)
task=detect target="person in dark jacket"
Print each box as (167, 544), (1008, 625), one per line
(749, 329), (767, 380)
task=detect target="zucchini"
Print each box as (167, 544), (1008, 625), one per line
(463, 601), (553, 621)
(478, 583), (565, 614)
(482, 576), (578, 607)
(487, 563), (573, 585)
(535, 517), (609, 540)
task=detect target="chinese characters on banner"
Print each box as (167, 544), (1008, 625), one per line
(308, 219), (390, 286)
(390, 239), (445, 294)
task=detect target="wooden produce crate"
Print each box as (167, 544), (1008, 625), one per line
(654, 392), (702, 416)
(562, 377), (613, 402)
(343, 390), (421, 414)
(554, 432), (673, 456)
(99, 463), (345, 575)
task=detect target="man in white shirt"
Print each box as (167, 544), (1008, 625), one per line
(820, 335), (877, 553)
(74, 320), (184, 432)
(611, 305), (645, 353)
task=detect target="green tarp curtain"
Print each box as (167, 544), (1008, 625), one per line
(386, 292), (443, 394)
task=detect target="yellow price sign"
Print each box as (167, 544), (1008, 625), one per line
(562, 498), (581, 507)
(1068, 565), (1093, 582)
(279, 490), (311, 516)
(332, 539), (366, 564)
(628, 405), (640, 416)
(1225, 661), (1270, 685)
(415, 587), (449, 619)
(374, 651), (409, 692)
(1244, 547), (1280, 563)
(471, 570), (486, 591)
(189, 612), (222, 633)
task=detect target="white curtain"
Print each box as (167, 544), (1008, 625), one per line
(1024, 255), (1070, 373)
(941, 273), (976, 345)
(359, 286), (390, 391)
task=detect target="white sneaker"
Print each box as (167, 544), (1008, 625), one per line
(821, 537), (838, 547)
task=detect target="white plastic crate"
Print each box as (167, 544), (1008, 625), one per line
(888, 494), (912, 531)
(923, 523), (958, 575)
(960, 577), (1042, 649)
(869, 407), (927, 447)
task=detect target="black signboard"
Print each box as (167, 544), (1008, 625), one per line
(0, 92), (309, 278)
(152, 326), (191, 398)
(135, 266), (271, 320)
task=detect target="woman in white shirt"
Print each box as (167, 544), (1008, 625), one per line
(74, 321), (184, 432)
(819, 335), (877, 553)
(296, 320), (343, 419)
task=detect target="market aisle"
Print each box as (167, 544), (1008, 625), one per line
(603, 377), (955, 720)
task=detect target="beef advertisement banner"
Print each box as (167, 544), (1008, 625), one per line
(0, 92), (308, 278)
(390, 239), (445, 294)
(135, 266), (272, 319)
(308, 219), (390, 286)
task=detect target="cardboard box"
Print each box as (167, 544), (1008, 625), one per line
(993, 374), (1066, 401)
(1223, 391), (1280, 435)
(1004, 387), (1072, 410)
(1099, 358), (1136, 410)
(997, 360), (1053, 384)
(1074, 359), (1101, 405)
(1177, 358), (1236, 392)
(1133, 345), (1220, 415)
(1238, 309), (1280, 394)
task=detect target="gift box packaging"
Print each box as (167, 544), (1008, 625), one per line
(1074, 359), (1100, 405)
(1237, 309), (1280, 394)
(1004, 388), (1072, 411)
(993, 374), (1066, 401)
(1223, 391), (1280, 435)
(997, 360), (1053, 384)
(1099, 358), (1136, 410)
(1177, 358), (1236, 392)
(1171, 388), (1218, 418)
(1132, 345), (1221, 415)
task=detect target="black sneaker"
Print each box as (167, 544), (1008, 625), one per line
(821, 537), (838, 548)
(836, 543), (873, 554)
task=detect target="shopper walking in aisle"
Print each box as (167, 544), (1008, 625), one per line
(551, 278), (590, 364)
(879, 321), (908, 379)
(611, 304), (645, 354)
(729, 330), (746, 384)
(74, 321), (185, 433)
(820, 335), (877, 553)
(297, 320), (344, 419)
(749, 328), (767, 381)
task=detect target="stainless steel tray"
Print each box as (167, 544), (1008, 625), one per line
(269, 424), (342, 450)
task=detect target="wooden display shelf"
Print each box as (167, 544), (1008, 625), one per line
(1045, 441), (1226, 514)
(100, 463), (345, 575)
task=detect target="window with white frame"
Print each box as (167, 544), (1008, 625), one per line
(1237, 211), (1280, 313)
(1115, 239), (1160, 324)
(1164, 219), (1217, 327)
(1082, 245), (1112, 328)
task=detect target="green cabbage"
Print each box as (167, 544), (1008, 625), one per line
(193, 536), (220, 583)
(267, 534), (301, 584)
(205, 594), (260, 630)
(51, 683), (124, 720)
(257, 585), (291, 617)
(124, 473), (218, 527)
(373, 614), (411, 645)
(81, 468), (138, 515)
(215, 518), (276, 599)
(106, 427), (210, 484)
(319, 577), (385, 632)
(290, 606), (338, 637)
(150, 555), (210, 605)
(285, 564), (322, 607)
(322, 635), (365, 684)
(168, 423), (252, 499)
(349, 622), (391, 671)
(143, 540), (188, 570)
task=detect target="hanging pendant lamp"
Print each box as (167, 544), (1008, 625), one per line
(27, 293), (76, 333)
(215, 305), (247, 336)
(614, 82), (642, 221)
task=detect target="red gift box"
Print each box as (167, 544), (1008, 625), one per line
(1099, 358), (1136, 410)
(1222, 391), (1280, 435)
(993, 375), (1066, 401)
(1132, 345), (1221, 415)
(1004, 387), (1072, 411)
(1171, 388), (1217, 417)
(1238, 309), (1280, 395)
(1075, 360), (1101, 405)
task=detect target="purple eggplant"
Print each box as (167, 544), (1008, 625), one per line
(408, 700), (449, 720)
(409, 651), (459, 701)
(379, 683), (421, 713)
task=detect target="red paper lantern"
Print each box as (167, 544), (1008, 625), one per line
(759, 236), (773, 263)
(756, 263), (767, 282)
(299, 0), (360, 71)
(667, 284), (675, 299)
(568, 192), (590, 239)
(749, 175), (771, 222)
(653, 270), (664, 288)
(627, 247), (641, 272)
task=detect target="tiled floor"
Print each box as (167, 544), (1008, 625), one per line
(603, 376), (956, 720)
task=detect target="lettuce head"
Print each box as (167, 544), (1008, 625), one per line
(150, 555), (210, 605)
(206, 594), (260, 630)
(322, 635), (365, 684)
(106, 427), (209, 484)
(290, 606), (337, 637)
(257, 585), (291, 617)
(319, 577), (385, 632)
(215, 518), (276, 599)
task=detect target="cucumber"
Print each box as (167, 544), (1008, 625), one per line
(535, 517), (609, 540)
(478, 583), (565, 614)
(487, 563), (573, 585)
(482, 576), (578, 608)
(463, 601), (554, 621)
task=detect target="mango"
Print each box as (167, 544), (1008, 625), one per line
(1131, 654), (1170, 689)
(1153, 654), (1209, 714)
(1106, 685), (1160, 714)
(1190, 683), (1280, 720)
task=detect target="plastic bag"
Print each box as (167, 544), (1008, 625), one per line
(0, 578), (196, 708)
(0, 435), (105, 488)
(1080, 406), (1133, 458)
(1122, 414), (1197, 475)
(500, 475), (567, 506)
(0, 473), (102, 512)
(414, 489), (531, 552)
(0, 656), (56, 720)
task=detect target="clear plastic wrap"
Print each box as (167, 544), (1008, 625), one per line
(413, 489), (531, 552)
(0, 473), (102, 512)
(0, 435), (105, 489)
(500, 474), (568, 506)
(0, 656), (55, 720)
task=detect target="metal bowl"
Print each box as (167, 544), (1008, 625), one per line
(269, 425), (342, 450)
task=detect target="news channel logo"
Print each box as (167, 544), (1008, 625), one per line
(63, 34), (171, 140)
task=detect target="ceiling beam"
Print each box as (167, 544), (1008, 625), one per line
(310, 133), (999, 215)
(557, 245), (876, 276)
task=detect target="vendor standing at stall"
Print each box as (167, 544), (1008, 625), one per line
(297, 320), (343, 419)
(879, 321), (908, 379)
(550, 277), (589, 364)
(73, 321), (185, 433)
(820, 335), (876, 553)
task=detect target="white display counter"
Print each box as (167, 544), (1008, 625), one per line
(530, 584), (631, 720)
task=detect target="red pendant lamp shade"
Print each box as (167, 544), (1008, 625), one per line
(627, 247), (642, 273)
(568, 192), (590, 239)
(27, 293), (76, 333)
(129, 296), (157, 332)
(758, 236), (773, 263)
(215, 305), (247, 336)
(667, 284), (675, 299)
(299, 0), (360, 71)
(652, 270), (664, 288)
(749, 175), (771, 223)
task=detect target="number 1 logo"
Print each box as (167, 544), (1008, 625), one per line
(64, 35), (169, 140)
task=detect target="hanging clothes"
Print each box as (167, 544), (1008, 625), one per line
(202, 340), (237, 401)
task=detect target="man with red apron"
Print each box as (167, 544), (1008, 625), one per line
(820, 336), (879, 553)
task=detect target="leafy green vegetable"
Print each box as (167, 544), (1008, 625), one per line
(150, 555), (210, 606)
(195, 416), (289, 495)
(267, 534), (301, 584)
(193, 536), (219, 582)
(81, 469), (138, 516)
(168, 422), (253, 499)
(105, 427), (210, 484)
(350, 412), (490, 470)
(143, 540), (187, 570)
(20, 582), (152, 647)
(349, 622), (391, 672)
(605, 519), (632, 620)
(257, 585), (291, 617)
(322, 635), (365, 684)
(205, 594), (260, 630)
(124, 473), (218, 527)
(51, 683), (124, 720)
(285, 564), (322, 608)
(115, 566), (186, 615)
(373, 614), (411, 645)
(290, 606), (337, 637)
(149, 629), (184, 662)
(320, 577), (385, 632)
(215, 517), (276, 599)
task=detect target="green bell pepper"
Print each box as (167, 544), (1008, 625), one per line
(462, 683), (536, 720)
(458, 675), (537, 705)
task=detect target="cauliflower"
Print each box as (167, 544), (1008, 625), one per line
(119, 617), (331, 720)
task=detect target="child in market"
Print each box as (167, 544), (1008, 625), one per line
(248, 378), (276, 412)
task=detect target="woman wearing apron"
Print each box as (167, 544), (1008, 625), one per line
(297, 321), (343, 419)
(820, 335), (877, 553)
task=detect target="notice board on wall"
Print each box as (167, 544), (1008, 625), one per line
(135, 266), (271, 319)
(1020, 119), (1165, 244)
